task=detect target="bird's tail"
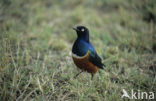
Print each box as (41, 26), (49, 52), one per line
(99, 63), (105, 69)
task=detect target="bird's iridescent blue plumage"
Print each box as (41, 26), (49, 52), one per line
(72, 39), (95, 56)
(72, 26), (104, 69)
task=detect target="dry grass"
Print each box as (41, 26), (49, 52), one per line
(0, 0), (156, 101)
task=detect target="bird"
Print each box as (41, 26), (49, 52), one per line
(72, 26), (105, 80)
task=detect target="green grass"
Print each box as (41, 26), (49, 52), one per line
(0, 0), (156, 101)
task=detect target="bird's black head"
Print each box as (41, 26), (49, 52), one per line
(73, 26), (89, 42)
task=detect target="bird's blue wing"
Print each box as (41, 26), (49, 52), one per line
(88, 44), (104, 69)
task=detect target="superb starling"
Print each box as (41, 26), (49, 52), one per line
(72, 26), (105, 80)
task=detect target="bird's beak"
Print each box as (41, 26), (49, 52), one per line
(73, 27), (77, 31)
(73, 27), (79, 31)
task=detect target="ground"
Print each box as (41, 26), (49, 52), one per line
(0, 0), (156, 101)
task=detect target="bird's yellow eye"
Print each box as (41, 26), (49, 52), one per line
(81, 28), (84, 32)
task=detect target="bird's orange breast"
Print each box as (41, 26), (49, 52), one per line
(72, 52), (98, 74)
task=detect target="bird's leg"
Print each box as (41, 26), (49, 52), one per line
(91, 74), (94, 80)
(74, 71), (83, 79)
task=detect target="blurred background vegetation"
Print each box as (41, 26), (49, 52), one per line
(0, 0), (156, 100)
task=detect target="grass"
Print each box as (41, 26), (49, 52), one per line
(0, 0), (156, 101)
